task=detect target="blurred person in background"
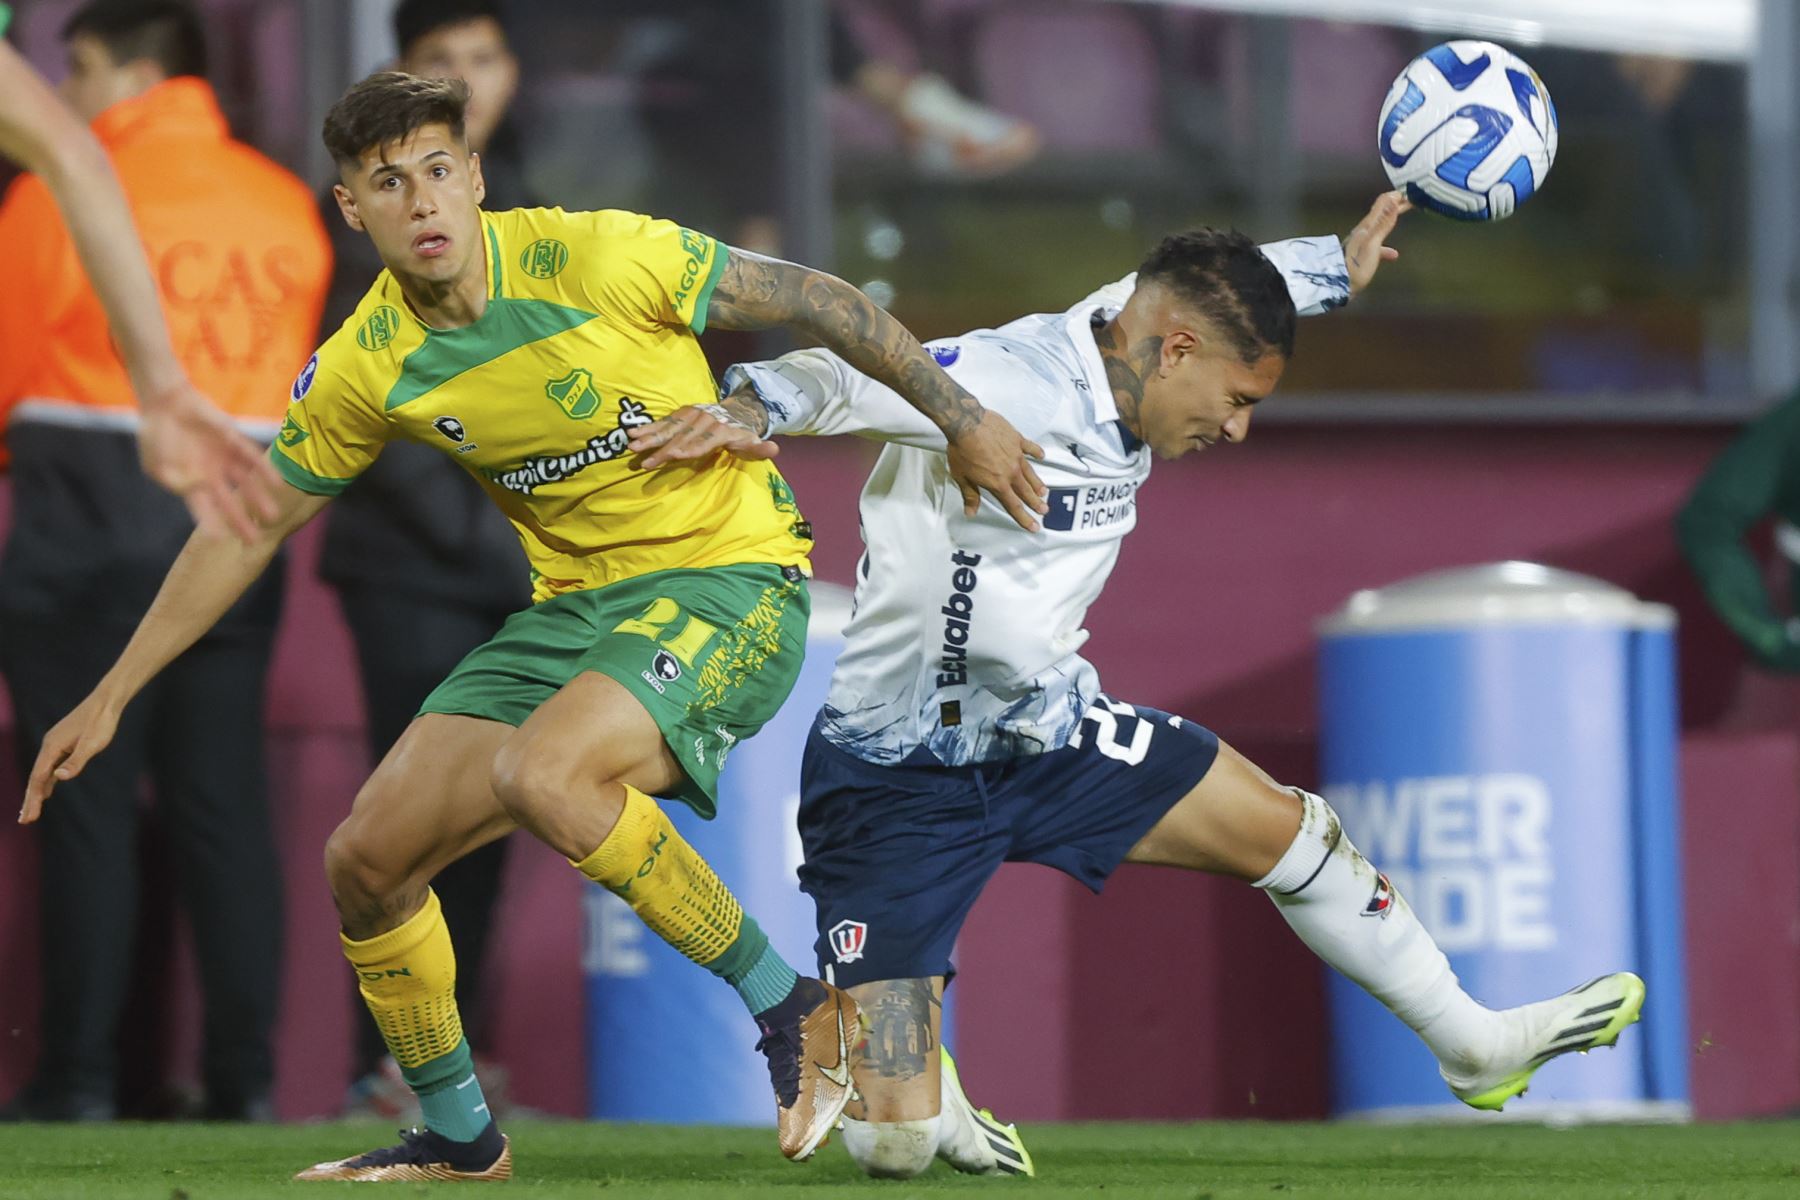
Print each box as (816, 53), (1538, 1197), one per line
(634, 0), (1039, 254)
(314, 0), (535, 1124)
(832, 0), (1041, 177)
(1534, 46), (1741, 294)
(0, 0), (330, 1121)
(319, 0), (536, 326)
(0, 1), (280, 540)
(1676, 395), (1800, 669)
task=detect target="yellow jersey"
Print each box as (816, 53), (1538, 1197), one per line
(272, 207), (812, 602)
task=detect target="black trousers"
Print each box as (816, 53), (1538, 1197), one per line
(0, 613), (282, 1109)
(335, 587), (516, 1077)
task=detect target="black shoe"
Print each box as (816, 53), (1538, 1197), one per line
(293, 1121), (511, 1182)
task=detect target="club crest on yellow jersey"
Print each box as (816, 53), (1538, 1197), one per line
(546, 367), (602, 420)
(519, 238), (569, 279)
(356, 306), (401, 351)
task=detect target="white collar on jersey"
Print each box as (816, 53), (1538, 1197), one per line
(1068, 304), (1121, 426)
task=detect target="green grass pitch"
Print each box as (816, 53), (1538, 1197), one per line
(1, 1119), (1796, 1199)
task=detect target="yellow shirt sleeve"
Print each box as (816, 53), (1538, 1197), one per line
(268, 345), (390, 495)
(575, 210), (728, 334)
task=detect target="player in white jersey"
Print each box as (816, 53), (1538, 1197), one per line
(629, 192), (1646, 1179)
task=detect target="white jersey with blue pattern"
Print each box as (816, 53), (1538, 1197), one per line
(724, 235), (1350, 767)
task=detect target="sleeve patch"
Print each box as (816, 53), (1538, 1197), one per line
(292, 353), (319, 401)
(277, 412), (310, 448)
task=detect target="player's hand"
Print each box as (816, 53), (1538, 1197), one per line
(138, 381), (283, 544)
(1344, 190), (1411, 295)
(19, 691), (122, 824)
(629, 403), (780, 468)
(946, 408), (1048, 532)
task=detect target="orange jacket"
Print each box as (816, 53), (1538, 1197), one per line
(0, 77), (330, 453)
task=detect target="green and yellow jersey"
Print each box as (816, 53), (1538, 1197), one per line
(273, 207), (811, 602)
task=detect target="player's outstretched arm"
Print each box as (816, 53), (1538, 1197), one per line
(1256, 188), (1409, 312)
(0, 40), (281, 542)
(631, 345), (949, 465)
(0, 43), (172, 392)
(703, 249), (1048, 531)
(18, 477), (329, 823)
(1342, 190), (1409, 294)
(1075, 190), (1411, 318)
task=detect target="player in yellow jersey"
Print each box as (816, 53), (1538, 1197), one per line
(18, 71), (1046, 1182)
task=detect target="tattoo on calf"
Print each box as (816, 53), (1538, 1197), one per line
(862, 979), (942, 1081)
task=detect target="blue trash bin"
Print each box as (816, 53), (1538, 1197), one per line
(584, 583), (956, 1122)
(1316, 563), (1688, 1121)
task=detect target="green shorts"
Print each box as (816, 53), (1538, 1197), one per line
(418, 563), (810, 818)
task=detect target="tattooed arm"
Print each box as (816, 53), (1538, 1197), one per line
(629, 344), (953, 468)
(707, 252), (983, 435)
(698, 249), (1047, 531)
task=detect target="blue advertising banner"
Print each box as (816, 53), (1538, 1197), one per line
(1318, 571), (1686, 1120)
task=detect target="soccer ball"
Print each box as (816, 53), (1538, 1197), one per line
(1377, 40), (1557, 221)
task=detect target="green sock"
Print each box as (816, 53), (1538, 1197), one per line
(399, 1038), (492, 1143)
(711, 916), (800, 1015)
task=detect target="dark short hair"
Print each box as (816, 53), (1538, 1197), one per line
(394, 0), (505, 56)
(64, 0), (206, 79)
(1137, 228), (1296, 362)
(322, 71), (469, 168)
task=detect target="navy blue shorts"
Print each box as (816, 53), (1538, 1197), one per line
(796, 697), (1220, 987)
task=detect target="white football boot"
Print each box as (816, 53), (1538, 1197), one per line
(934, 1047), (1034, 1176)
(1442, 972), (1646, 1111)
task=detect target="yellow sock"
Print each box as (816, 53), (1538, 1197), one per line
(342, 889), (493, 1140)
(341, 888), (465, 1068)
(574, 786), (799, 1013)
(574, 784), (746, 966)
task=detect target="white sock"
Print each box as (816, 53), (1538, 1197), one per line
(841, 1115), (940, 1179)
(1257, 790), (1499, 1074)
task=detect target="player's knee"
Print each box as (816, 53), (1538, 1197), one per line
(1253, 788), (1363, 893)
(322, 815), (401, 911)
(322, 821), (371, 901)
(489, 734), (565, 825)
(841, 1115), (940, 1179)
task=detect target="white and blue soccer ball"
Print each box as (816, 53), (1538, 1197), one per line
(1377, 40), (1557, 221)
